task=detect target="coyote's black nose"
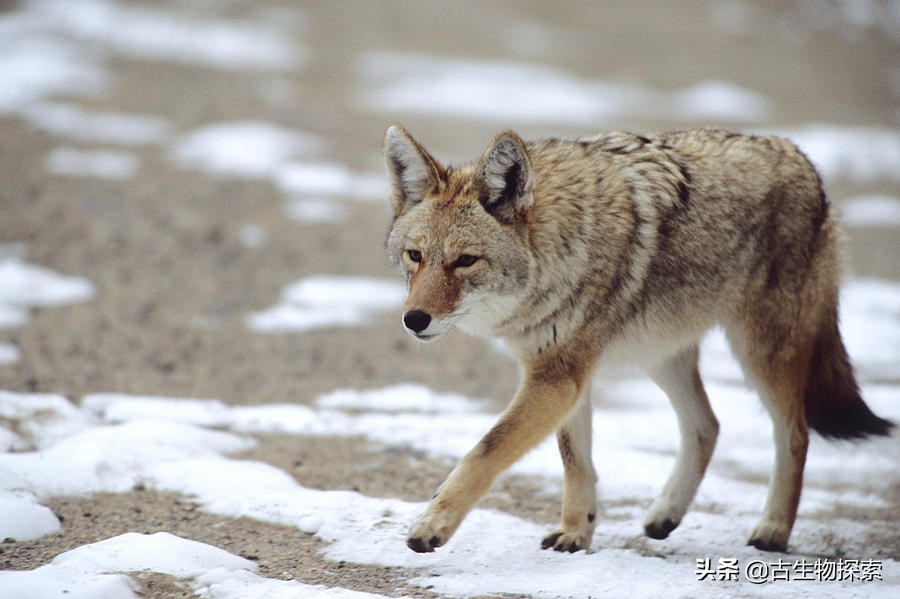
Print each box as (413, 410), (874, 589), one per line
(403, 310), (431, 333)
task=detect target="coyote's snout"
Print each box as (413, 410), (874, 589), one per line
(384, 124), (893, 555)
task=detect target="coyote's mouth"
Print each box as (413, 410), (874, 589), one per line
(411, 332), (440, 342)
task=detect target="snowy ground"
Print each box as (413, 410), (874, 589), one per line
(1, 0), (898, 598)
(1, 276), (898, 597)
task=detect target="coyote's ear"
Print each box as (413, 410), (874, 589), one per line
(384, 124), (443, 216)
(476, 131), (533, 223)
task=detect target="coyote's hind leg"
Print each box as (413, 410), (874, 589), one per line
(643, 344), (719, 540)
(727, 324), (810, 553)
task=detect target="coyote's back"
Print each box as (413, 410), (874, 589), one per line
(384, 125), (893, 555)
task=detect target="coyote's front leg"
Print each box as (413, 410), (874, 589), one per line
(407, 361), (590, 552)
(541, 388), (597, 552)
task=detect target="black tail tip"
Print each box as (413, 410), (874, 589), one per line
(811, 405), (895, 441)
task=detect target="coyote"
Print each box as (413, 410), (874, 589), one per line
(383, 124), (892, 554)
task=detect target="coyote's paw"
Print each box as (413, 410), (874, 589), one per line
(541, 528), (592, 553)
(642, 497), (684, 540)
(406, 505), (463, 553)
(747, 520), (790, 553)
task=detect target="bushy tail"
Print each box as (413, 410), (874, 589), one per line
(804, 312), (894, 439)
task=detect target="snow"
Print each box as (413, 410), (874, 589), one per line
(285, 198), (349, 223)
(774, 125), (900, 183)
(0, 268), (897, 593)
(238, 224), (267, 249)
(671, 80), (772, 123)
(3, 275), (897, 596)
(0, 0), (301, 116)
(0, 34), (108, 114)
(21, 0), (303, 72)
(838, 279), (900, 381)
(0, 531), (391, 599)
(45, 147), (139, 180)
(1, 380), (897, 597)
(169, 122), (389, 202)
(0, 257), (95, 344)
(53, 532), (255, 579)
(0, 493), (61, 541)
(358, 52), (772, 125)
(247, 276), (407, 333)
(317, 383), (488, 414)
(171, 121), (323, 179)
(0, 272), (900, 598)
(0, 259), (95, 310)
(4, 272), (899, 594)
(0, 391), (93, 449)
(0, 344), (20, 366)
(840, 195), (900, 227)
(275, 162), (389, 200)
(22, 102), (170, 146)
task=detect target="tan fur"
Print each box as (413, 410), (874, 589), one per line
(383, 125), (893, 554)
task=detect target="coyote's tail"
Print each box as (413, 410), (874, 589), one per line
(804, 311), (894, 439)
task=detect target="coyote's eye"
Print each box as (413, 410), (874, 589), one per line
(407, 249), (422, 263)
(453, 254), (480, 268)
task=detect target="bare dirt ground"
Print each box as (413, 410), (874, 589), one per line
(1, 1), (897, 597)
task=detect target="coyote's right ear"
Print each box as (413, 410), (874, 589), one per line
(384, 124), (443, 216)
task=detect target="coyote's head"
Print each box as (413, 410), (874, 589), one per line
(384, 125), (534, 341)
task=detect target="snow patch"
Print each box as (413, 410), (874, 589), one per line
(1, 277), (897, 597)
(54, 532), (255, 579)
(0, 344), (20, 366)
(776, 125), (900, 183)
(0, 418), (253, 498)
(275, 163), (388, 200)
(0, 33), (108, 114)
(24, 0), (303, 71)
(358, 52), (772, 125)
(672, 80), (772, 122)
(0, 493), (61, 541)
(23, 102), (170, 145)
(45, 147), (139, 180)
(284, 198), (349, 223)
(316, 383), (487, 413)
(171, 121), (323, 179)
(248, 276), (406, 333)
(170, 123), (387, 201)
(1, 379), (897, 598)
(0, 258), (95, 329)
(840, 195), (900, 227)
(839, 279), (900, 381)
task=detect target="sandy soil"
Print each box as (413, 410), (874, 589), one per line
(1, 1), (897, 597)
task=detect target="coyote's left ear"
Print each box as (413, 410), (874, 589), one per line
(384, 124), (443, 216)
(476, 131), (534, 223)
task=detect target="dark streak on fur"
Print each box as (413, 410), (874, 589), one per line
(557, 429), (576, 469)
(811, 187), (829, 237)
(676, 163), (692, 205)
(606, 194), (651, 322)
(479, 421), (509, 456)
(760, 189), (786, 292)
